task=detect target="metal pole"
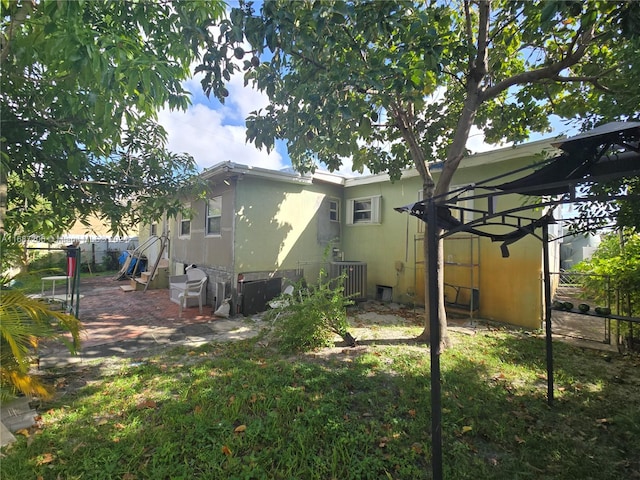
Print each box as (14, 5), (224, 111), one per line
(427, 199), (443, 479)
(74, 248), (81, 318)
(542, 221), (554, 406)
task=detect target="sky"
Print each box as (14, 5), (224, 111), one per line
(157, 51), (577, 179)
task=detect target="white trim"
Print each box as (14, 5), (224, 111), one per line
(205, 196), (222, 237)
(346, 195), (382, 225)
(329, 198), (340, 223)
(343, 137), (562, 187)
(178, 203), (191, 239)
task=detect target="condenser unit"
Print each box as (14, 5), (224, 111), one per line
(329, 261), (367, 301)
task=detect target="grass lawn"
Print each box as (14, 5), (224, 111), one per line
(8, 270), (117, 295)
(1, 327), (639, 479)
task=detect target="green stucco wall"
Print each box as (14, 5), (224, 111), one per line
(234, 176), (342, 283)
(341, 154), (546, 329)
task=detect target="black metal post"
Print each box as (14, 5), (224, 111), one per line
(427, 199), (443, 479)
(74, 248), (81, 318)
(542, 221), (554, 406)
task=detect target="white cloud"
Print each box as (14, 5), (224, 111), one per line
(158, 73), (286, 171)
(465, 125), (507, 154)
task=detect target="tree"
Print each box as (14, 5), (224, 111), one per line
(197, 0), (639, 350)
(0, 0), (223, 403)
(0, 0), (226, 243)
(571, 177), (640, 234)
(0, 287), (81, 400)
(574, 230), (640, 319)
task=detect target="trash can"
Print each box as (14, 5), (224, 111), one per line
(66, 241), (80, 277)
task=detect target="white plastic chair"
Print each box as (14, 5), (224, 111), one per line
(178, 277), (207, 317)
(268, 284), (294, 309)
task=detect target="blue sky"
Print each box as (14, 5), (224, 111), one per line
(158, 71), (577, 177)
(156, 6), (578, 177)
(159, 79), (576, 179)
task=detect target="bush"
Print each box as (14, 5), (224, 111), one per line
(574, 230), (640, 317)
(268, 267), (356, 353)
(27, 251), (66, 272)
(104, 250), (121, 271)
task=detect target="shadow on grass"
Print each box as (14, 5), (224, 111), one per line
(3, 334), (640, 480)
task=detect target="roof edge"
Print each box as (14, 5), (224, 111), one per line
(344, 136), (563, 187)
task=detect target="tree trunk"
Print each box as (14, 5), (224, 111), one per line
(390, 102), (453, 348)
(415, 230), (451, 350)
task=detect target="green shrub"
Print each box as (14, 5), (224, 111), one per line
(574, 230), (640, 317)
(268, 267), (356, 353)
(27, 251), (66, 272)
(574, 230), (640, 348)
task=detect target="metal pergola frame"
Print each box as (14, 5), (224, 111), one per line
(396, 122), (640, 480)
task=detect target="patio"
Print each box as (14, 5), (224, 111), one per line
(37, 273), (259, 369)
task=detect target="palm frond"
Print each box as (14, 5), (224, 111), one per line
(0, 289), (83, 398)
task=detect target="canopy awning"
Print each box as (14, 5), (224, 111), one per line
(492, 122), (640, 196)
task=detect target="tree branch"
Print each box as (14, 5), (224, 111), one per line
(389, 101), (432, 188)
(471, 0), (491, 84)
(547, 73), (615, 94)
(0, 1), (36, 63)
(288, 49), (327, 72)
(481, 25), (596, 102)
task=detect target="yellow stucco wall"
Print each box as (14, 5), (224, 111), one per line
(477, 235), (542, 328)
(341, 150), (550, 329)
(341, 175), (423, 306)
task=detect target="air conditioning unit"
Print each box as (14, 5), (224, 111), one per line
(329, 261), (367, 301)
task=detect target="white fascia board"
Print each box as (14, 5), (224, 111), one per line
(344, 136), (564, 187)
(311, 170), (346, 186)
(201, 161), (314, 185)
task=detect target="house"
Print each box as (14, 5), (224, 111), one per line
(140, 138), (562, 329)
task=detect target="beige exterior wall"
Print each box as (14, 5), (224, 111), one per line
(170, 183), (235, 274)
(138, 216), (169, 271)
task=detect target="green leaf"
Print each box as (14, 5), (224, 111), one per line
(540, 2), (558, 25)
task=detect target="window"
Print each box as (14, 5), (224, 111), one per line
(206, 196), (222, 236)
(346, 195), (381, 225)
(179, 204), (191, 237)
(329, 199), (340, 222)
(150, 223), (157, 236)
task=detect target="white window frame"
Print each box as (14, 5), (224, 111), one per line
(206, 196), (222, 236)
(346, 195), (381, 225)
(329, 198), (340, 223)
(179, 204), (191, 238)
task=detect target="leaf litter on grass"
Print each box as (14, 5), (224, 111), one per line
(2, 325), (640, 480)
